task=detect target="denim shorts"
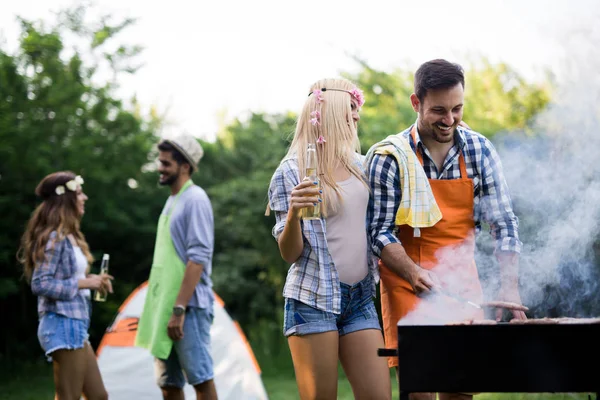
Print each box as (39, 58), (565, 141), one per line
(37, 312), (90, 360)
(155, 306), (214, 388)
(283, 275), (381, 337)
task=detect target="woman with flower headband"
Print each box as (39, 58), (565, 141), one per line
(267, 78), (391, 399)
(18, 171), (113, 400)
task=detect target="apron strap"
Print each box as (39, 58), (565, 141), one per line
(410, 125), (467, 179)
(166, 179), (194, 217)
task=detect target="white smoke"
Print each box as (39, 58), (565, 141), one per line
(477, 18), (600, 318)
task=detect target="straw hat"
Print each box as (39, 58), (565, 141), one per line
(160, 134), (204, 172)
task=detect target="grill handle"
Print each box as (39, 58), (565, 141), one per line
(377, 348), (398, 357)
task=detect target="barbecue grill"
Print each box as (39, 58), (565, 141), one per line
(378, 322), (600, 399)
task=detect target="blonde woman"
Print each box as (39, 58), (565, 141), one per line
(18, 171), (113, 400)
(267, 78), (391, 400)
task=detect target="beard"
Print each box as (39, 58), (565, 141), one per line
(418, 119), (456, 144)
(159, 170), (179, 186)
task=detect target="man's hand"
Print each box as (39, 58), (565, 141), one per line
(412, 267), (440, 294)
(167, 314), (185, 341)
(495, 285), (527, 321)
(495, 251), (526, 321)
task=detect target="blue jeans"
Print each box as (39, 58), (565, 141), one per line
(37, 312), (90, 360)
(283, 275), (381, 336)
(154, 306), (214, 388)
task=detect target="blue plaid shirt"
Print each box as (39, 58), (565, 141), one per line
(268, 156), (379, 314)
(368, 124), (522, 256)
(31, 231), (91, 321)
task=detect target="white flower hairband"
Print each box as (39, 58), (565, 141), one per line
(55, 175), (84, 195)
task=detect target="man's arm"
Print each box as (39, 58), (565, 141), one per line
(480, 140), (526, 320)
(169, 260), (204, 341)
(174, 260), (204, 308)
(368, 154), (437, 292)
(168, 190), (215, 340)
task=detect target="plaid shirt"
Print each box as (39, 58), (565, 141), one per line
(368, 124), (522, 256)
(31, 231), (91, 321)
(268, 156), (379, 314)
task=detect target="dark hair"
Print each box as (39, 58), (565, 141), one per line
(158, 141), (190, 169)
(18, 171), (93, 282)
(414, 59), (465, 102)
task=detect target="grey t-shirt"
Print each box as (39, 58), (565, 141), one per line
(162, 182), (214, 309)
(325, 174), (369, 285)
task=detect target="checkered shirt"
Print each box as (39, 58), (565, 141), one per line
(367, 124), (522, 256)
(268, 156), (379, 314)
(31, 231), (91, 321)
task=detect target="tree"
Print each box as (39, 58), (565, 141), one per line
(0, 5), (163, 361)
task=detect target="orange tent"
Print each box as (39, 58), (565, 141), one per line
(97, 282), (268, 399)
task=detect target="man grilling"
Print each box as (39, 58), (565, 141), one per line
(366, 59), (527, 400)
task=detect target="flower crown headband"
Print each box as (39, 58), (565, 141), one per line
(55, 175), (84, 195)
(308, 87), (365, 144)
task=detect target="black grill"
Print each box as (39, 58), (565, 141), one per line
(379, 323), (600, 398)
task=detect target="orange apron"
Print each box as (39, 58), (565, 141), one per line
(380, 127), (484, 368)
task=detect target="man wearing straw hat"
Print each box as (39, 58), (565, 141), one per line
(136, 134), (217, 400)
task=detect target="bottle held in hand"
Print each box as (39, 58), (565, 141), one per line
(94, 253), (109, 302)
(301, 143), (321, 220)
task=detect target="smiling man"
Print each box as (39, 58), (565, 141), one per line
(366, 59), (525, 400)
(135, 134), (217, 400)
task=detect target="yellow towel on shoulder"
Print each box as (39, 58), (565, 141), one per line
(365, 134), (442, 232)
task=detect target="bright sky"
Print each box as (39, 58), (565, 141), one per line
(1, 0), (598, 141)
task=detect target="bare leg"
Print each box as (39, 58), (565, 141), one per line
(161, 387), (185, 400)
(52, 348), (87, 400)
(288, 331), (339, 400)
(193, 379), (218, 400)
(339, 329), (391, 400)
(410, 394), (437, 400)
(81, 342), (108, 400)
(439, 393), (473, 400)
(396, 367), (436, 400)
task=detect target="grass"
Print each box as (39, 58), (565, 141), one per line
(0, 360), (595, 400)
(261, 366), (400, 400)
(1, 360), (55, 400)
(261, 366), (594, 400)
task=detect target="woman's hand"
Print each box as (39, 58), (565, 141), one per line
(79, 274), (104, 290)
(80, 273), (114, 293)
(287, 179), (321, 220)
(100, 273), (114, 294)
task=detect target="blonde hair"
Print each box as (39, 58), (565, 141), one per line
(17, 171), (94, 282)
(282, 78), (367, 217)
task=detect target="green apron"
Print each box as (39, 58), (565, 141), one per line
(135, 179), (193, 359)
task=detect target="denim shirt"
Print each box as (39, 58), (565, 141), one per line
(31, 231), (91, 321)
(268, 154), (379, 314)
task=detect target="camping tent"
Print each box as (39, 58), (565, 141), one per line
(97, 282), (269, 400)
